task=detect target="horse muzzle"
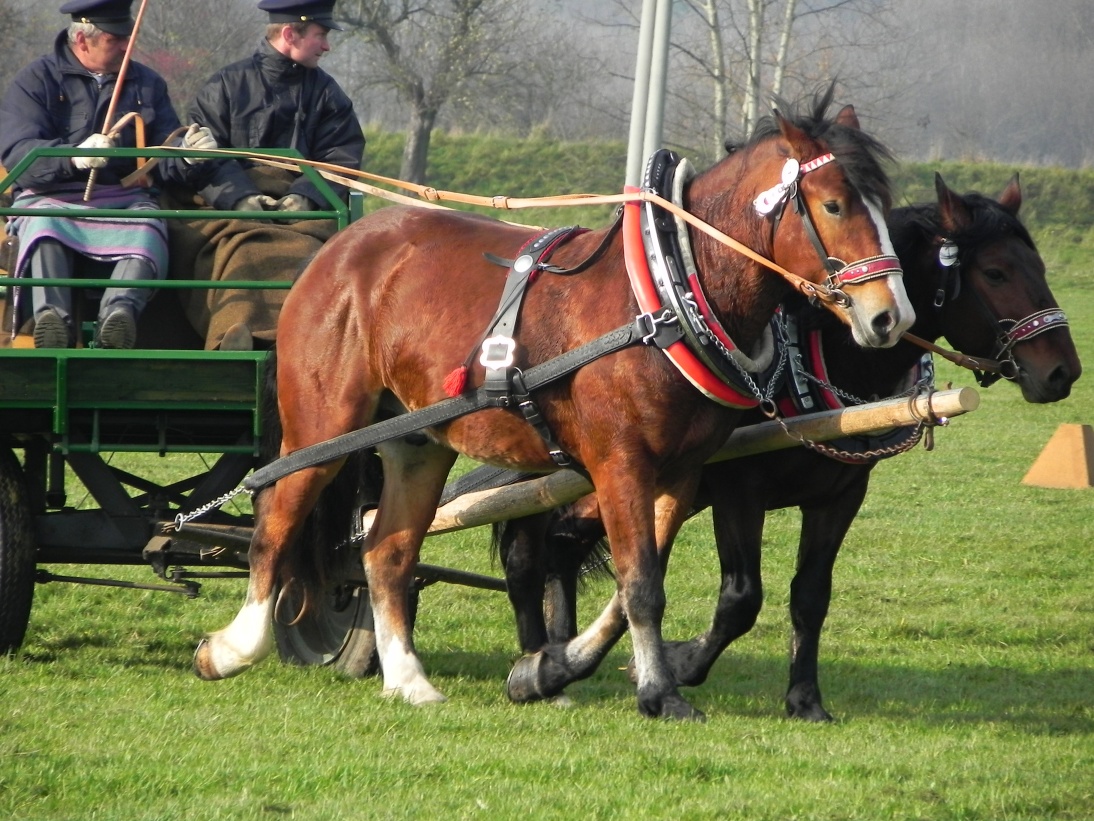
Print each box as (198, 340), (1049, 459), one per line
(825, 255), (915, 348)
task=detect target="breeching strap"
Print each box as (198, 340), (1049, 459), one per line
(242, 323), (644, 492)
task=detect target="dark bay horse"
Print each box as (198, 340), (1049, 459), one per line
(193, 89), (915, 720)
(497, 173), (1081, 719)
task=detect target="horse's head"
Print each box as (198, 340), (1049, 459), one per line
(749, 90), (914, 349)
(931, 173), (1081, 403)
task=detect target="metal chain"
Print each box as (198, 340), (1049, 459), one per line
(170, 485), (253, 532)
(770, 383), (946, 463)
(797, 364), (928, 407)
(681, 292), (789, 406)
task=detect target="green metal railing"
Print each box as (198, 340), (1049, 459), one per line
(0, 145), (363, 454)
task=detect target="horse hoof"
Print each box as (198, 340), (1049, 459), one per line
(507, 652), (552, 703)
(787, 702), (834, 723)
(664, 696), (706, 722)
(639, 691), (706, 722)
(381, 682), (448, 705)
(193, 638), (224, 681)
(193, 636), (255, 681)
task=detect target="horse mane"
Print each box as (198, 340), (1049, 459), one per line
(751, 83), (896, 211)
(890, 191), (1037, 261)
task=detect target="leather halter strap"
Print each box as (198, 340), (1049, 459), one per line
(758, 153), (903, 300)
(903, 236), (1071, 386)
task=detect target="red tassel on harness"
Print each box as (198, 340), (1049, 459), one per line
(443, 365), (468, 397)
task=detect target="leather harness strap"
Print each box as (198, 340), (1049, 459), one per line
(243, 323), (646, 493)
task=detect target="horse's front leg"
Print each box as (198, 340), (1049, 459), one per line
(367, 438), (456, 705)
(661, 484), (767, 687)
(786, 471), (870, 722)
(194, 463), (339, 679)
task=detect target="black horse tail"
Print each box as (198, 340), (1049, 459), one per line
(257, 347), (383, 622)
(491, 504), (615, 588)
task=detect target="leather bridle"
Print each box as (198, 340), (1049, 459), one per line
(916, 237), (1070, 387)
(755, 154), (903, 307)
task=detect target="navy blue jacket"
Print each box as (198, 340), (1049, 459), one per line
(0, 30), (211, 195)
(188, 38), (365, 210)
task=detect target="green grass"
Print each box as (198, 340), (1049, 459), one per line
(2, 177), (1093, 819)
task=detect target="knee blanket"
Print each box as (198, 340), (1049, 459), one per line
(161, 167), (337, 350)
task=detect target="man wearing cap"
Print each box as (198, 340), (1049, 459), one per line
(0, 0), (219, 349)
(171, 0), (365, 351)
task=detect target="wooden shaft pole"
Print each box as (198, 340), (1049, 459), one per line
(358, 387), (979, 538)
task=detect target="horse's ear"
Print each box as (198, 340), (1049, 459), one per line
(835, 104), (860, 130)
(936, 172), (972, 233)
(775, 109), (811, 160)
(997, 173), (1022, 216)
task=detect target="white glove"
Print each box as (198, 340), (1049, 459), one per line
(73, 133), (115, 170)
(234, 194), (279, 211)
(276, 193), (318, 212)
(181, 124), (217, 164)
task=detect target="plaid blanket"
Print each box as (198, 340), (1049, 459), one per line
(8, 183), (168, 277)
(161, 167), (336, 350)
(6, 183), (168, 332)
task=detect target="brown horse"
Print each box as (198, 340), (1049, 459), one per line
(495, 173), (1081, 719)
(193, 88), (914, 720)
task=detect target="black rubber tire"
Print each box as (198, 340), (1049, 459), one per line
(273, 578), (422, 678)
(0, 447), (36, 655)
(274, 578), (381, 677)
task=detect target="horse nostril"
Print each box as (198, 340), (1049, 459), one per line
(1048, 364), (1076, 397)
(872, 310), (895, 338)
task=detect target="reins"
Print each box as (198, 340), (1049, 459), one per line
(140, 145), (852, 308)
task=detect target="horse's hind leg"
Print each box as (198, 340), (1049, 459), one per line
(367, 437), (457, 705)
(193, 463), (340, 680)
(508, 477), (702, 720)
(659, 489), (767, 687)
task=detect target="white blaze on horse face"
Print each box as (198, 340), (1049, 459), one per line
(845, 197), (915, 348)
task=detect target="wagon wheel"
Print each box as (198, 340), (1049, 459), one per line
(274, 576), (380, 677)
(0, 446), (36, 655)
(273, 575), (422, 677)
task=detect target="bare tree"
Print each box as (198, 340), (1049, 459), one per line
(337, 0), (546, 183)
(663, 0), (901, 165)
(0, 0), (64, 104)
(136, 0), (258, 120)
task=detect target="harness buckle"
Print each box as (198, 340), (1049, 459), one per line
(635, 309), (683, 348)
(479, 335), (517, 370)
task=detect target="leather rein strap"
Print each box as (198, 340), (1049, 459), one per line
(142, 145), (853, 307)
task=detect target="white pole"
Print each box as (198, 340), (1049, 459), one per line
(625, 0), (659, 187)
(641, 0), (673, 168)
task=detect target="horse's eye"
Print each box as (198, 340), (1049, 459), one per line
(982, 268), (1007, 284)
(823, 201), (841, 215)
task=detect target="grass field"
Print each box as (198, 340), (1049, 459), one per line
(1, 229), (1092, 818)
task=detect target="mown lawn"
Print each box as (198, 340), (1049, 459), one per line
(1, 217), (1092, 821)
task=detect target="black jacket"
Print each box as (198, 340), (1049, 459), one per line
(0, 30), (210, 195)
(189, 39), (365, 210)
